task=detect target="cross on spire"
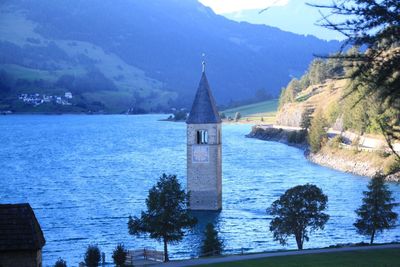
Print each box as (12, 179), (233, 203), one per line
(202, 53), (206, 73)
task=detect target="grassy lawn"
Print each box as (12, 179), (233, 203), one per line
(222, 100), (278, 119)
(198, 248), (400, 267)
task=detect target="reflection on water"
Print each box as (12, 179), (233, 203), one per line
(0, 115), (399, 266)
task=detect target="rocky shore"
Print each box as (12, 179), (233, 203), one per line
(247, 126), (400, 182)
(246, 126), (308, 149)
(307, 151), (400, 182)
(306, 151), (378, 177)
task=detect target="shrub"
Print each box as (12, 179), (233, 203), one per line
(234, 112), (241, 122)
(326, 101), (340, 125)
(287, 131), (297, 144)
(288, 130), (307, 144)
(279, 78), (300, 108)
(300, 108), (313, 130)
(173, 110), (187, 121)
(296, 130), (307, 143)
(54, 258), (67, 267)
(329, 135), (345, 149)
(295, 94), (312, 102)
(112, 243), (128, 267)
(201, 223), (223, 257)
(84, 245), (101, 267)
(383, 157), (400, 175)
(376, 148), (391, 158)
(308, 110), (327, 153)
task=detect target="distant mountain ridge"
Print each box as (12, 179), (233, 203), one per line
(0, 0), (340, 113)
(223, 0), (344, 41)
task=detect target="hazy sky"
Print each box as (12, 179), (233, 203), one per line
(199, 0), (345, 41)
(199, 0), (289, 13)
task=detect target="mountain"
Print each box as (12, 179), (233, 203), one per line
(0, 0), (340, 113)
(223, 0), (344, 41)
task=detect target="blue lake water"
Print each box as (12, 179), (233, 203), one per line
(0, 115), (399, 266)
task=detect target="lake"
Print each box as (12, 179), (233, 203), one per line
(0, 115), (399, 266)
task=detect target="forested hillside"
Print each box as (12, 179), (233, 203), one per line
(277, 52), (399, 139)
(273, 51), (400, 177)
(0, 0), (340, 113)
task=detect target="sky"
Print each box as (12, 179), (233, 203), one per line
(199, 0), (290, 14)
(198, 0), (345, 41)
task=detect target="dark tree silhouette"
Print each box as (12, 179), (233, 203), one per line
(201, 223), (223, 257)
(354, 175), (398, 244)
(54, 258), (67, 267)
(310, 0), (400, 155)
(234, 112), (241, 122)
(268, 184), (329, 250)
(300, 107), (313, 130)
(112, 243), (128, 267)
(128, 174), (197, 262)
(84, 245), (101, 267)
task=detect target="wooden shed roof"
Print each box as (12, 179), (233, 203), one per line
(0, 203), (45, 251)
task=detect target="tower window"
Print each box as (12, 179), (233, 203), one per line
(196, 130), (208, 144)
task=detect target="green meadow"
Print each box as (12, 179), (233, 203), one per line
(198, 248), (400, 267)
(222, 99), (278, 124)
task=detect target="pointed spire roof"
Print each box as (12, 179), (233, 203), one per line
(186, 72), (221, 124)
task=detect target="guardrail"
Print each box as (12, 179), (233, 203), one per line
(125, 248), (164, 265)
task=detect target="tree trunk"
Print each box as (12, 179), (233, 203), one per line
(370, 229), (375, 245)
(295, 234), (303, 250)
(163, 238), (169, 262)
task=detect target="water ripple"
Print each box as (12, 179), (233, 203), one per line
(0, 115), (399, 267)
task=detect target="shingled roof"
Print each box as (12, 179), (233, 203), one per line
(0, 203), (45, 251)
(186, 72), (221, 124)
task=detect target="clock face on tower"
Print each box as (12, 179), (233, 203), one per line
(192, 145), (209, 163)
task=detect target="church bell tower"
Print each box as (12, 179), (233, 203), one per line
(186, 61), (222, 211)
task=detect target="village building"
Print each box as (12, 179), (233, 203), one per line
(0, 204), (46, 267)
(186, 63), (222, 210)
(64, 92), (73, 99)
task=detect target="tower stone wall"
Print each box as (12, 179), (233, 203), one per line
(187, 123), (222, 210)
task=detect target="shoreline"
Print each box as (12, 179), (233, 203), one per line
(247, 126), (400, 182)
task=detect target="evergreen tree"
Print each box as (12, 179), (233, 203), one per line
(128, 174), (197, 262)
(300, 108), (313, 130)
(311, 0), (399, 105)
(112, 243), (128, 267)
(54, 258), (67, 267)
(308, 110), (327, 153)
(307, 59), (327, 85)
(311, 0), (400, 154)
(279, 79), (300, 108)
(268, 184), (329, 250)
(325, 101), (340, 125)
(354, 175), (398, 244)
(201, 223), (223, 257)
(84, 245), (101, 267)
